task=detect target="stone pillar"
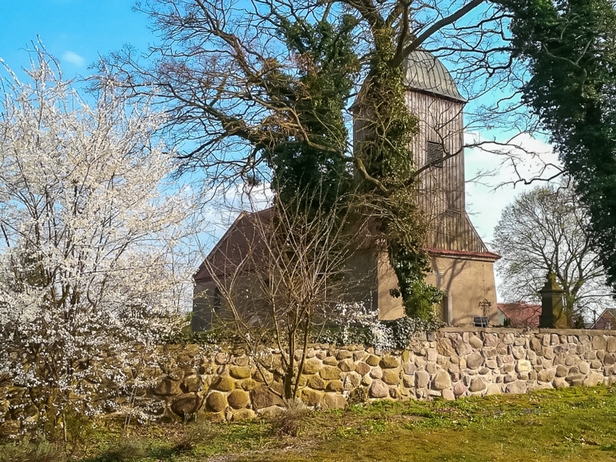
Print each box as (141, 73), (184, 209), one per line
(538, 272), (567, 328)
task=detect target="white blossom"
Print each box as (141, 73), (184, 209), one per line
(0, 51), (190, 432)
(333, 302), (396, 351)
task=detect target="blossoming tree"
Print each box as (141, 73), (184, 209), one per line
(0, 52), (189, 435)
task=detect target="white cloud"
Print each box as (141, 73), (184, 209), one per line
(61, 51), (85, 67)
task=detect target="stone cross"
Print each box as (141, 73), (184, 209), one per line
(538, 272), (568, 328)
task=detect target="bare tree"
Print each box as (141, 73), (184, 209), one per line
(493, 181), (613, 324)
(195, 190), (370, 400)
(100, 0), (527, 180)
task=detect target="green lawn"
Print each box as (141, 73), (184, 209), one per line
(2, 386), (616, 461)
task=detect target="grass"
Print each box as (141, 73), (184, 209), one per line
(2, 386), (616, 461)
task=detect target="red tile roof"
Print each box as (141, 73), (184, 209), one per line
(498, 302), (542, 328)
(194, 208), (273, 282)
(425, 247), (501, 261)
(592, 308), (616, 330)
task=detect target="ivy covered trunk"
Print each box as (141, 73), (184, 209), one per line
(353, 27), (443, 320)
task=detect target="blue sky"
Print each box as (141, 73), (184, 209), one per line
(1, 0), (151, 78)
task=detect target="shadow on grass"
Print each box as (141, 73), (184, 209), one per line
(81, 438), (183, 462)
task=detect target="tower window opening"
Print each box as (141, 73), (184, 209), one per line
(426, 141), (444, 168)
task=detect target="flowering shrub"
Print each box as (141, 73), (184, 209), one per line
(314, 302), (444, 350)
(0, 51), (189, 434)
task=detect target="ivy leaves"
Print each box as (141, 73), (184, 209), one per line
(499, 0), (616, 288)
(262, 15), (359, 214)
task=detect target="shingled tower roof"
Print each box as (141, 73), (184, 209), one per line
(404, 50), (465, 103)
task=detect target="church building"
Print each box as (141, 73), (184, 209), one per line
(193, 50), (500, 329)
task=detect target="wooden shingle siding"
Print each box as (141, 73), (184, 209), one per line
(406, 90), (489, 254)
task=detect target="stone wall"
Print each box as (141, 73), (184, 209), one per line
(3, 328), (616, 426)
(192, 328), (616, 421)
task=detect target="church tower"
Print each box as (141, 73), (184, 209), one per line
(192, 50), (502, 330)
(403, 50), (499, 325)
(365, 50), (500, 326)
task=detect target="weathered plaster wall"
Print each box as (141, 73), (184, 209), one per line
(193, 241), (498, 328)
(192, 280), (217, 330)
(426, 256), (499, 326)
(193, 276), (272, 331)
(376, 253), (499, 325)
(376, 250), (404, 320)
(3, 328), (616, 427)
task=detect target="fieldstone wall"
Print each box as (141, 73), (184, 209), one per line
(192, 328), (616, 421)
(3, 328), (616, 426)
